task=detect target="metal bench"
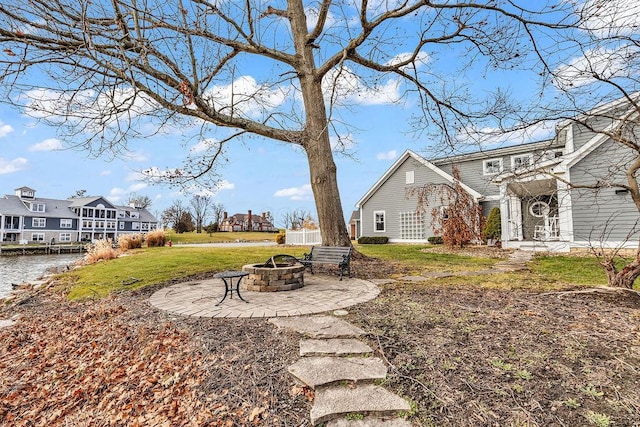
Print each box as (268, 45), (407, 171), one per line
(300, 246), (352, 280)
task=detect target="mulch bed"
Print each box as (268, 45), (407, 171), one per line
(1, 258), (639, 426)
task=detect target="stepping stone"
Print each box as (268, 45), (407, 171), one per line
(289, 357), (387, 389)
(311, 384), (411, 426)
(327, 418), (413, 426)
(300, 338), (373, 357)
(0, 319), (15, 329)
(269, 315), (365, 338)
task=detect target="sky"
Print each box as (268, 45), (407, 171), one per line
(0, 0), (637, 228)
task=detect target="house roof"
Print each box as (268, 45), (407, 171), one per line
(430, 139), (561, 165)
(355, 149), (483, 209)
(224, 213), (274, 225)
(0, 195), (77, 218)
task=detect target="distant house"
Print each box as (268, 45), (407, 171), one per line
(355, 96), (640, 252)
(0, 186), (159, 243)
(219, 210), (276, 232)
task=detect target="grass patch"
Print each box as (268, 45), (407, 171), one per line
(356, 244), (499, 273)
(166, 231), (280, 244)
(62, 246), (308, 300)
(530, 255), (607, 285)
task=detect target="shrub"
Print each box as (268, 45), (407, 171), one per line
(483, 207), (501, 241)
(357, 236), (389, 244)
(275, 233), (286, 244)
(428, 236), (443, 244)
(145, 229), (167, 247)
(118, 233), (143, 250)
(84, 239), (118, 263)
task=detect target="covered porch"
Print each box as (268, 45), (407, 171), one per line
(498, 174), (573, 252)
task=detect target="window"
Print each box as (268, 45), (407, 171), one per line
(483, 158), (503, 175)
(31, 233), (45, 242)
(106, 221), (116, 229)
(119, 221), (125, 230)
(406, 170), (415, 185)
(541, 149), (563, 161)
(60, 219), (73, 228)
(529, 201), (550, 218)
(374, 211), (386, 232)
(440, 206), (450, 221)
(95, 221), (105, 228)
(83, 220), (93, 228)
(59, 233), (72, 242)
(511, 153), (533, 169)
(132, 222), (140, 230)
(399, 211), (424, 239)
(32, 218), (46, 228)
(30, 203), (45, 212)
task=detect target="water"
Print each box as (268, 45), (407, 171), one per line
(0, 254), (82, 299)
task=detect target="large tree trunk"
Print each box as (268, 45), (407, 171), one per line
(289, 0), (351, 247)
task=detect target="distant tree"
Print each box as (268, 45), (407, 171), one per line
(128, 193), (153, 209)
(210, 202), (226, 227)
(189, 194), (211, 233)
(161, 200), (186, 230)
(281, 209), (315, 230)
(69, 189), (87, 199)
(174, 212), (195, 234)
(204, 222), (218, 234)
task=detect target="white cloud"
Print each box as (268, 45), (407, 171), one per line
(190, 138), (218, 154)
(323, 67), (402, 106)
(330, 134), (357, 151)
(100, 170), (112, 176)
(553, 45), (638, 89)
(107, 183), (149, 204)
(580, 0), (640, 37)
(0, 157), (28, 175)
(457, 121), (556, 147)
(204, 76), (290, 119)
(386, 51), (430, 71)
(0, 120), (13, 138)
(305, 6), (337, 31)
(215, 180), (235, 191)
(274, 183), (313, 201)
(29, 138), (63, 152)
(123, 151), (148, 162)
(376, 150), (398, 160)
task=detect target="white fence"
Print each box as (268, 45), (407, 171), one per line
(285, 229), (321, 245)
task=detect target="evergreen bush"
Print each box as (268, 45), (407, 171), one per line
(483, 207), (502, 241)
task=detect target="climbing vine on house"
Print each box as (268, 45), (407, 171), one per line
(409, 166), (485, 248)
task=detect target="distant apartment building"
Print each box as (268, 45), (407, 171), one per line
(219, 210), (277, 232)
(0, 186), (159, 244)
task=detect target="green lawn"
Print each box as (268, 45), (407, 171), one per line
(59, 243), (625, 300)
(62, 246), (307, 300)
(165, 230), (281, 244)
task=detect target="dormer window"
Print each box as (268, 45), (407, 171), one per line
(30, 202), (46, 213)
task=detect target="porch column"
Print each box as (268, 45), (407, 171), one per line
(499, 183), (510, 247)
(556, 173), (574, 243)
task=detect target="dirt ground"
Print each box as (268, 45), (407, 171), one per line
(1, 257), (639, 426)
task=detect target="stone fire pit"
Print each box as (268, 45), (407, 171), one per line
(242, 254), (305, 292)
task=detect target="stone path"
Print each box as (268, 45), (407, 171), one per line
(270, 315), (413, 426)
(149, 275), (380, 318)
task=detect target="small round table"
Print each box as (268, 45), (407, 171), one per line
(213, 270), (249, 306)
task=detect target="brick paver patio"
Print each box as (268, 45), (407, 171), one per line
(149, 275), (380, 318)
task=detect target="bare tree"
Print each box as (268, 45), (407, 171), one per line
(69, 189), (87, 199)
(210, 202), (225, 228)
(189, 194), (211, 233)
(128, 193), (153, 209)
(0, 1), (580, 247)
(161, 200), (187, 230)
(281, 209), (315, 230)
